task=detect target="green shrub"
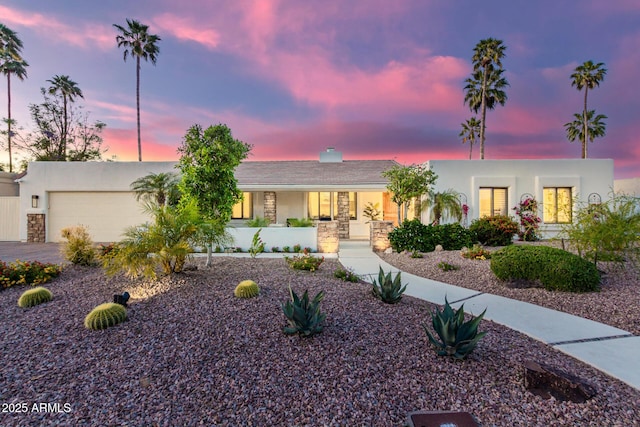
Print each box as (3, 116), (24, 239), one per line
(389, 219), (474, 253)
(334, 267), (360, 282)
(84, 302), (127, 330)
(18, 287), (53, 308)
(234, 280), (260, 298)
(245, 216), (271, 227)
(490, 245), (601, 292)
(461, 244), (492, 260)
(60, 225), (97, 266)
(371, 267), (407, 304)
(293, 244), (302, 253)
(102, 201), (202, 279)
(469, 215), (519, 246)
(282, 246), (291, 253)
(0, 260), (61, 289)
(249, 229), (265, 258)
(271, 246), (280, 253)
(285, 253), (324, 271)
(288, 218), (313, 227)
(424, 298), (486, 359)
(437, 261), (459, 271)
(282, 287), (325, 337)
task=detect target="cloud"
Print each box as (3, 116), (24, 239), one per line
(152, 13), (220, 49)
(0, 5), (113, 50)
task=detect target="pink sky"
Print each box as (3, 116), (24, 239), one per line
(1, 1), (639, 178)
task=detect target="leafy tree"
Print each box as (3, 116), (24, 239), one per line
(382, 164), (437, 225)
(16, 88), (106, 161)
(564, 109), (607, 154)
(459, 117), (481, 160)
(0, 23), (28, 172)
(131, 171), (180, 207)
(113, 19), (161, 162)
(465, 38), (509, 159)
(570, 61), (607, 159)
(177, 123), (252, 266)
(421, 189), (462, 225)
(46, 75), (83, 159)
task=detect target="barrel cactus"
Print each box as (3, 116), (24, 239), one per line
(18, 287), (53, 308)
(234, 280), (260, 298)
(84, 302), (127, 330)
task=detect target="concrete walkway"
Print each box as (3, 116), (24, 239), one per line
(338, 240), (640, 391)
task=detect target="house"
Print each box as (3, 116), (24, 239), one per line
(13, 152), (616, 248)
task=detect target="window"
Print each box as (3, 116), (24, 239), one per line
(308, 192), (357, 220)
(231, 192), (253, 219)
(543, 188), (572, 223)
(479, 188), (508, 217)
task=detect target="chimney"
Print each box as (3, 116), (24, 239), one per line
(319, 147), (343, 163)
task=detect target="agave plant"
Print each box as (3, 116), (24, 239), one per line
(282, 286), (326, 337)
(424, 298), (487, 359)
(371, 266), (407, 304)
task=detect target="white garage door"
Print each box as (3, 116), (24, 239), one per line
(48, 192), (150, 242)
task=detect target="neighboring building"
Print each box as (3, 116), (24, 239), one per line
(614, 177), (640, 196)
(0, 172), (20, 241)
(14, 153), (615, 244)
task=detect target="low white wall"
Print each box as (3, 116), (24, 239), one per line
(227, 226), (317, 251)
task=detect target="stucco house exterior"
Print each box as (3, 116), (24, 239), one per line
(11, 152), (616, 248)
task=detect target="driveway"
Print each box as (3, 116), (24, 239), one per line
(0, 242), (64, 264)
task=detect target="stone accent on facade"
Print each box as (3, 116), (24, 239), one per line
(336, 191), (350, 239)
(263, 191), (276, 224)
(317, 220), (339, 253)
(370, 220), (394, 252)
(27, 213), (46, 243)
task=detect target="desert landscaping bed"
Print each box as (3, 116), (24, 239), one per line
(378, 245), (640, 336)
(1, 257), (639, 426)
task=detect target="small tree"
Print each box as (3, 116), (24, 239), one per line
(561, 193), (640, 267)
(382, 164), (437, 225)
(131, 172), (180, 207)
(177, 123), (252, 266)
(421, 189), (463, 225)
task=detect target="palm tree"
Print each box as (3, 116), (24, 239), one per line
(47, 75), (83, 160)
(421, 189), (463, 225)
(113, 19), (161, 162)
(570, 61), (607, 159)
(131, 172), (180, 207)
(466, 38), (508, 159)
(564, 110), (607, 157)
(0, 24), (27, 173)
(459, 117), (481, 160)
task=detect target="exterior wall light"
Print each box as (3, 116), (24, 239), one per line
(31, 195), (39, 208)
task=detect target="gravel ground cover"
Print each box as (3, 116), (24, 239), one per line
(1, 257), (639, 426)
(378, 245), (640, 336)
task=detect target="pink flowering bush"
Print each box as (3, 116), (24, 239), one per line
(513, 197), (541, 241)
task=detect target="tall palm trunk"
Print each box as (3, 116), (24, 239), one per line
(582, 87), (589, 159)
(136, 56), (142, 162)
(479, 66), (488, 160)
(6, 73), (12, 172)
(468, 139), (473, 160)
(62, 96), (68, 160)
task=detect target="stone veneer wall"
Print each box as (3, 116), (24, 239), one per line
(316, 220), (339, 253)
(336, 191), (350, 239)
(263, 191), (276, 224)
(27, 213), (46, 243)
(370, 220), (394, 252)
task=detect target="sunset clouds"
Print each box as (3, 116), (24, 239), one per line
(0, 0), (638, 177)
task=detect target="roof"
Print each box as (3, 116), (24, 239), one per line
(235, 160), (398, 190)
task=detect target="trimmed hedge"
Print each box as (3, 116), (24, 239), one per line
(469, 215), (519, 247)
(389, 220), (474, 253)
(490, 245), (601, 293)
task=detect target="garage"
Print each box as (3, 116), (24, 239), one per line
(48, 192), (150, 242)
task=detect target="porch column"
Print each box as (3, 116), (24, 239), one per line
(317, 220), (339, 253)
(27, 213), (46, 243)
(264, 191), (276, 225)
(337, 191), (350, 239)
(370, 220), (394, 252)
